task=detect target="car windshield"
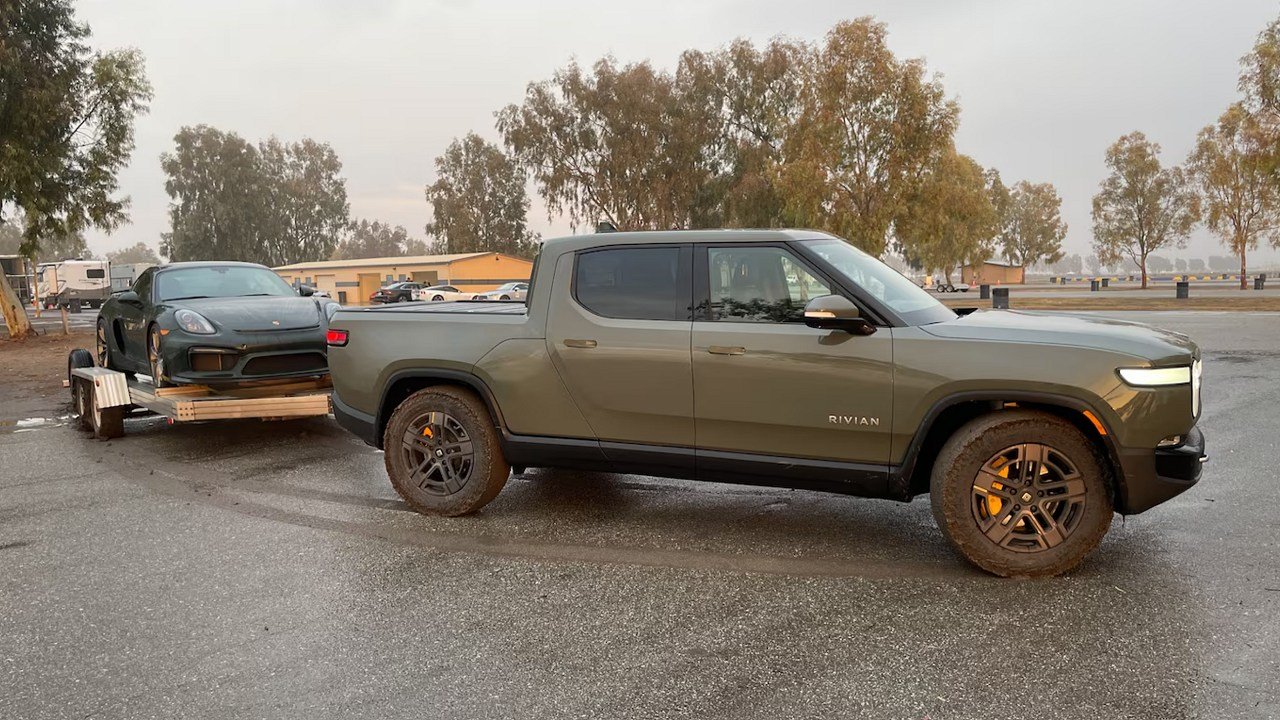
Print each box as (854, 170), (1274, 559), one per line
(156, 266), (296, 301)
(799, 238), (955, 326)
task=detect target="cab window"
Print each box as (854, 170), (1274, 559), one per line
(705, 246), (831, 323)
(574, 246), (689, 321)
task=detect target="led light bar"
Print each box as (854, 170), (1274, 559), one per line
(1117, 366), (1192, 387)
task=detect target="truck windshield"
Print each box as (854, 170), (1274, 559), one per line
(799, 238), (955, 326)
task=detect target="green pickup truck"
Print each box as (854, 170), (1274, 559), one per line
(327, 229), (1206, 577)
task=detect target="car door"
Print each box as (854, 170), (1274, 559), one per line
(546, 245), (695, 469)
(691, 243), (894, 489)
(116, 267), (155, 369)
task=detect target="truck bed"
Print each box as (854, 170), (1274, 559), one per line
(347, 300), (528, 316)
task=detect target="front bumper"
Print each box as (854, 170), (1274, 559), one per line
(161, 327), (329, 385)
(1115, 426), (1207, 514)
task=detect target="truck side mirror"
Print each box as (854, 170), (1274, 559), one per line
(803, 295), (876, 335)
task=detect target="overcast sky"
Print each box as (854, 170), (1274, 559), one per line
(78, 0), (1280, 264)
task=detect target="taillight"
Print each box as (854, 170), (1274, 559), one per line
(326, 329), (349, 347)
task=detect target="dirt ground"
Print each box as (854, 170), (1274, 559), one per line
(0, 329), (94, 419)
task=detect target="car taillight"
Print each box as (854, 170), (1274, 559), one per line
(326, 329), (349, 347)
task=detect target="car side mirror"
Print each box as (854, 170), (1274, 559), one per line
(803, 295), (876, 335)
(116, 290), (140, 305)
(298, 285), (315, 297)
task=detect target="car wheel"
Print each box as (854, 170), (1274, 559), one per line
(432, 294), (444, 302)
(396, 295), (408, 302)
(95, 320), (112, 369)
(930, 410), (1112, 578)
(148, 326), (173, 388)
(499, 295), (510, 300)
(383, 386), (510, 517)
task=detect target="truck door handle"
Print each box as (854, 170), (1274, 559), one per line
(563, 339), (597, 349)
(707, 345), (746, 356)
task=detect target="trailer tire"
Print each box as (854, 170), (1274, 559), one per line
(384, 386), (509, 517)
(86, 382), (125, 440)
(68, 349), (95, 430)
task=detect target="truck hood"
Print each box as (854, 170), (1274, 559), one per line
(174, 296), (322, 332)
(921, 310), (1198, 364)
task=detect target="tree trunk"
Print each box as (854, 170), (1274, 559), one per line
(0, 268), (34, 339)
(1240, 245), (1248, 291)
(1140, 255), (1148, 289)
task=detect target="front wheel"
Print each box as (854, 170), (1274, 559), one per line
(383, 386), (510, 516)
(148, 326), (173, 388)
(930, 410), (1112, 578)
(432, 294), (444, 302)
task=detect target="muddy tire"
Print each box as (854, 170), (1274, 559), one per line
(383, 386), (509, 517)
(85, 382), (125, 440)
(930, 410), (1113, 578)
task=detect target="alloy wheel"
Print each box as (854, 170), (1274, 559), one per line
(400, 411), (474, 496)
(96, 323), (108, 367)
(971, 443), (1087, 552)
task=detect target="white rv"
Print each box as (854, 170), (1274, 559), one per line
(37, 259), (111, 309)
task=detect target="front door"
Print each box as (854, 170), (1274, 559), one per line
(692, 244), (894, 488)
(116, 267), (154, 369)
(546, 245), (694, 467)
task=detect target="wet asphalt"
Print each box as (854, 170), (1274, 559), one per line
(1, 311), (1277, 719)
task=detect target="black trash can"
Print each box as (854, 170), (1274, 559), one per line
(992, 287), (1010, 309)
(68, 298), (82, 314)
(1255, 274), (1266, 290)
(979, 284), (991, 299)
(1176, 281), (1190, 299)
(1101, 278), (1110, 288)
(1090, 279), (1100, 292)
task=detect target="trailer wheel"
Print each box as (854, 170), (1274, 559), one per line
(85, 382), (125, 440)
(68, 349), (96, 431)
(384, 386), (510, 516)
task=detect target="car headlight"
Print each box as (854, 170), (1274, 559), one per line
(1117, 366), (1192, 387)
(174, 309), (216, 334)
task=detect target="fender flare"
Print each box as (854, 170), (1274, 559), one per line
(375, 368), (508, 449)
(893, 389), (1124, 500)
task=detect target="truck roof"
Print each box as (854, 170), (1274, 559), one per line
(540, 229), (839, 255)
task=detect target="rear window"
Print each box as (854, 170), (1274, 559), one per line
(86, 268), (105, 279)
(574, 247), (687, 321)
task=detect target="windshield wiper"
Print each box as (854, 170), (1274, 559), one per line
(164, 295), (210, 301)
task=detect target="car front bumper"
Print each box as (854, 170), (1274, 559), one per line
(1116, 426), (1207, 514)
(161, 327), (329, 385)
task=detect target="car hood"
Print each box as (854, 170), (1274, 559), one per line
(921, 310), (1198, 364)
(173, 296), (323, 332)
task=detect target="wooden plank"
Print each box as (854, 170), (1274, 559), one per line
(176, 407), (332, 421)
(174, 397), (331, 421)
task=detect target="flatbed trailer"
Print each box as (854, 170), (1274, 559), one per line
(65, 348), (332, 439)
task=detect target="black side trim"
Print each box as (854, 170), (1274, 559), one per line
(895, 390), (1125, 502)
(333, 391), (377, 447)
(698, 448), (892, 497)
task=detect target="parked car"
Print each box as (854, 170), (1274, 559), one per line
(412, 284), (471, 302)
(370, 282), (424, 304)
(327, 229), (1206, 578)
(96, 262), (340, 387)
(471, 282), (529, 301)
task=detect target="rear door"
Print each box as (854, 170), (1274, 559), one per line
(691, 243), (894, 486)
(546, 245), (694, 466)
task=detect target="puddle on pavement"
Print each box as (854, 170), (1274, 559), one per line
(0, 415), (74, 434)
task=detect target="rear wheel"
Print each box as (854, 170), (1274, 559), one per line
(930, 410), (1112, 577)
(499, 295), (510, 300)
(148, 326), (173, 388)
(383, 386), (509, 516)
(432, 294), (444, 302)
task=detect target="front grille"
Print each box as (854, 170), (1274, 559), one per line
(242, 352), (328, 376)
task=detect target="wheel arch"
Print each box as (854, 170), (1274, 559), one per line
(375, 369), (506, 450)
(896, 390), (1123, 506)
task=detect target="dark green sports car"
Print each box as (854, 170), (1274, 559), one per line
(96, 262), (340, 386)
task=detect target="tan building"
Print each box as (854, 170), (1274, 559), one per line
(960, 260), (1025, 285)
(274, 252), (534, 305)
